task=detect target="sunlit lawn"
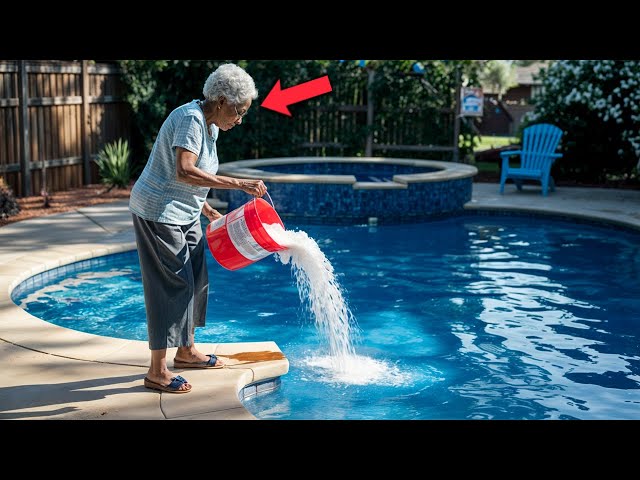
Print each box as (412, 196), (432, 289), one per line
(474, 135), (518, 152)
(473, 135), (519, 174)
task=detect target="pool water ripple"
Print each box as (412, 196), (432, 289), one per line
(12, 214), (640, 419)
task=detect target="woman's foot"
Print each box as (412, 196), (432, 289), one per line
(174, 347), (225, 367)
(145, 370), (192, 392)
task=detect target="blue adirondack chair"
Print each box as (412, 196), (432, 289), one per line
(499, 123), (564, 196)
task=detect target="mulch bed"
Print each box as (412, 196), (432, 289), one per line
(0, 184), (132, 228)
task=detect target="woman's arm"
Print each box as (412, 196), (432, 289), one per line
(175, 147), (266, 197)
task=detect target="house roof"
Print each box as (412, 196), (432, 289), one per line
(515, 62), (547, 85)
(480, 61), (548, 94)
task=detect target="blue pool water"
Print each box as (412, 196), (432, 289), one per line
(12, 213), (640, 419)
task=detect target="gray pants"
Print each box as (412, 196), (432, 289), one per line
(131, 214), (208, 350)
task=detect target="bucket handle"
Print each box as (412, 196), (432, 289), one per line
(251, 189), (276, 211)
(264, 190), (275, 209)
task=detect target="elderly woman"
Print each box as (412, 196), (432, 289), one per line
(129, 63), (267, 394)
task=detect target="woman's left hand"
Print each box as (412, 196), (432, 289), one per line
(202, 203), (223, 222)
(240, 179), (267, 197)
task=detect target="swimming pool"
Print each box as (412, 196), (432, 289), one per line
(12, 213), (640, 419)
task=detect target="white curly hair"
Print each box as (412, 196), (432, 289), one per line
(203, 63), (258, 105)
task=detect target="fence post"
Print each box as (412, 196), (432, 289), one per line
(365, 68), (375, 157)
(17, 60), (31, 196)
(81, 60), (91, 185)
(453, 66), (461, 162)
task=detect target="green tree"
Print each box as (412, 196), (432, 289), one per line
(479, 60), (517, 99)
(513, 60), (547, 67)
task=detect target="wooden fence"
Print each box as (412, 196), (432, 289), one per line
(0, 60), (130, 197)
(293, 68), (461, 161)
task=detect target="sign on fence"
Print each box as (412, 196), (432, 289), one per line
(460, 87), (483, 117)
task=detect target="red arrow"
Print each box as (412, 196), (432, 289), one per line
(261, 75), (332, 116)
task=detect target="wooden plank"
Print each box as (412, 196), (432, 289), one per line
(65, 164), (72, 188)
(317, 101), (324, 147)
(26, 63), (81, 74)
(44, 77), (53, 173)
(62, 104), (70, 158)
(29, 107), (37, 163)
(372, 144), (456, 152)
(37, 93), (46, 192)
(0, 163), (20, 173)
(52, 104), (60, 164)
(35, 72), (42, 98)
(36, 101), (44, 164)
(88, 64), (121, 75)
(81, 60), (90, 184)
(52, 79), (62, 187)
(28, 156), (83, 169)
(53, 104), (61, 182)
(11, 70), (18, 97)
(18, 60), (31, 196)
(76, 103), (83, 158)
(7, 107), (16, 165)
(90, 70), (96, 97)
(63, 104), (71, 158)
(62, 72), (71, 96)
(51, 72), (59, 97)
(96, 103), (103, 148)
(453, 67), (461, 162)
(88, 95), (124, 104)
(69, 104), (76, 157)
(43, 70), (51, 98)
(77, 103), (83, 158)
(28, 96), (83, 106)
(365, 69), (374, 156)
(0, 63), (18, 73)
(312, 105), (368, 113)
(0, 107), (5, 166)
(44, 102), (52, 167)
(300, 142), (346, 149)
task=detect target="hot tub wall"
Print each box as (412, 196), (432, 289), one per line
(224, 177), (473, 225)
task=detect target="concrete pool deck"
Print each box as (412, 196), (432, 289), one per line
(1, 182), (639, 420)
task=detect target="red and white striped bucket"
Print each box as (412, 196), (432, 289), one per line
(206, 194), (287, 271)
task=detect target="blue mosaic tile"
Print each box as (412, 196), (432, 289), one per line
(225, 175), (474, 225)
(10, 250), (138, 303)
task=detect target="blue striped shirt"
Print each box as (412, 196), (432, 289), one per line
(129, 100), (219, 224)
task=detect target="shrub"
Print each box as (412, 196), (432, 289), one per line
(94, 138), (132, 191)
(524, 60), (640, 183)
(0, 177), (20, 220)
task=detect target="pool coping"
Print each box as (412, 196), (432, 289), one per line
(0, 182), (639, 420)
(217, 157), (478, 189)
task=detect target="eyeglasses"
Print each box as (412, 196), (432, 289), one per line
(233, 104), (248, 120)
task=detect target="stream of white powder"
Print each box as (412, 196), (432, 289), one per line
(262, 223), (417, 386)
(264, 223), (360, 372)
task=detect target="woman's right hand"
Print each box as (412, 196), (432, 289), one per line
(240, 179), (267, 197)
